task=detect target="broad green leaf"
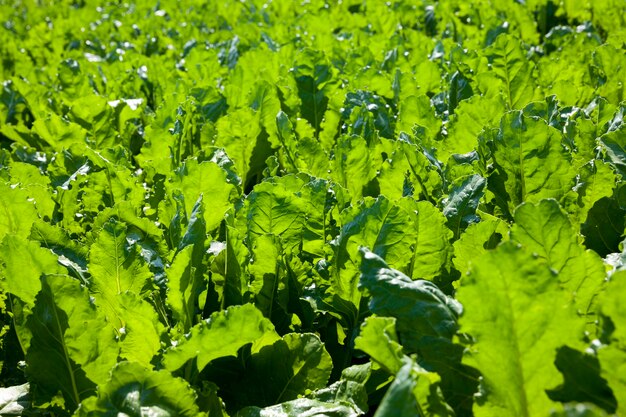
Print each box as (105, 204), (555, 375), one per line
(215, 107), (262, 188)
(597, 272), (626, 415)
(25, 276), (100, 409)
(373, 360), (420, 417)
(114, 292), (164, 368)
(354, 316), (404, 374)
(565, 161), (617, 226)
(75, 361), (200, 417)
(453, 214), (507, 275)
(358, 248), (462, 348)
(402, 141), (444, 202)
(442, 174), (486, 238)
(163, 304), (279, 372)
(30, 221), (89, 283)
(166, 245), (201, 332)
(490, 111), (576, 213)
(396, 95), (439, 139)
(210, 225), (246, 308)
(0, 182), (39, 240)
(243, 176), (307, 253)
(597, 345), (626, 416)
(250, 81), (282, 148)
(481, 34), (536, 109)
(457, 242), (583, 417)
(511, 200), (606, 315)
(357, 248), (475, 416)
(89, 219), (152, 301)
(549, 403), (610, 417)
(599, 128), (626, 177)
(333, 135), (377, 201)
(249, 234), (289, 326)
(400, 199), (454, 280)
(445, 95), (506, 156)
(237, 382), (365, 417)
(232, 333), (333, 406)
(237, 399), (360, 417)
(0, 235), (65, 307)
(332, 196), (415, 303)
(164, 159), (238, 233)
(8, 162), (56, 220)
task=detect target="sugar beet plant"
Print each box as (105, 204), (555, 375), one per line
(0, 0), (625, 416)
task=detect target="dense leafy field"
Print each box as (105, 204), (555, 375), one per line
(1, 0), (625, 415)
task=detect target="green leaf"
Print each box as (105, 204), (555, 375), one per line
(548, 403), (610, 417)
(215, 107), (262, 188)
(88, 219), (153, 302)
(597, 345), (626, 416)
(332, 196), (415, 307)
(0, 235), (65, 307)
(565, 161), (617, 226)
(453, 214), (507, 275)
(358, 247), (461, 347)
(236, 355), (364, 417)
(404, 200), (454, 280)
(75, 361), (201, 417)
(164, 159), (238, 233)
(373, 360), (420, 417)
(163, 304), (279, 372)
(333, 135), (377, 201)
(490, 111), (576, 214)
(249, 234), (289, 327)
(443, 174), (487, 238)
(597, 272), (626, 415)
(233, 333), (333, 406)
(354, 316), (404, 374)
(243, 176), (307, 253)
(0, 182), (39, 240)
(7, 162), (56, 220)
(511, 199), (606, 315)
(237, 398), (361, 417)
(114, 292), (164, 368)
(29, 221), (89, 283)
(445, 95), (506, 156)
(166, 244), (202, 332)
(25, 276), (104, 409)
(457, 242), (583, 417)
(482, 34), (536, 109)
